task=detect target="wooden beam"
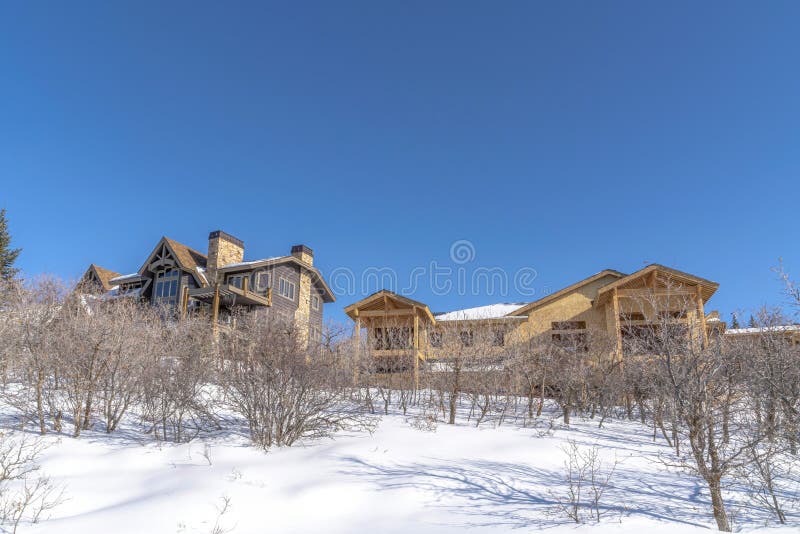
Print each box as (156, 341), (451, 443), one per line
(211, 283), (220, 337)
(357, 308), (416, 318)
(616, 288), (695, 297)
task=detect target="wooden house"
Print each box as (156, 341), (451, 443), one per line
(79, 230), (334, 344)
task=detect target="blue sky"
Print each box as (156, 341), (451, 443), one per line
(1, 1), (799, 324)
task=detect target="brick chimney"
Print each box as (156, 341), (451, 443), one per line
(291, 244), (313, 266)
(207, 230), (244, 284)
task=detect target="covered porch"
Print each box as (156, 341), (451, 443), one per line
(185, 281), (272, 323)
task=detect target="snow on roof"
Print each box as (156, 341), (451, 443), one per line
(109, 273), (143, 283)
(222, 257), (281, 269)
(434, 303), (528, 322)
(725, 325), (800, 335)
(195, 267), (208, 285)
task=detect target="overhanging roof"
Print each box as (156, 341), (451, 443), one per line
(85, 264), (122, 291)
(219, 256), (335, 303)
(344, 290), (436, 323)
(594, 264), (719, 306)
(188, 284), (271, 307)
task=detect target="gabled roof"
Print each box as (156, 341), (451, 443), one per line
(219, 256), (335, 303)
(163, 236), (207, 272)
(594, 264), (718, 305)
(507, 270), (626, 316)
(83, 264), (122, 292)
(344, 289), (435, 323)
(138, 236), (208, 286)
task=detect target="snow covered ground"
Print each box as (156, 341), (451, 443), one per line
(6, 403), (798, 534)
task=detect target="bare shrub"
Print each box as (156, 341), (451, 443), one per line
(0, 433), (63, 533)
(139, 316), (218, 443)
(222, 315), (376, 450)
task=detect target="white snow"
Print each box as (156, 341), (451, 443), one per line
(725, 325), (800, 335)
(109, 273), (143, 283)
(434, 303), (528, 321)
(222, 257), (281, 269)
(14, 402), (797, 534)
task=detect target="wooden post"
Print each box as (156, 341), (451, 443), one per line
(612, 287), (623, 360)
(413, 308), (420, 390)
(696, 285), (708, 349)
(211, 283), (220, 338)
(242, 275), (249, 295)
(180, 286), (189, 320)
(353, 309), (361, 386)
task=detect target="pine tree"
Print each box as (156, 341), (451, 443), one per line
(0, 208), (21, 281)
(730, 313), (740, 329)
(748, 315), (758, 328)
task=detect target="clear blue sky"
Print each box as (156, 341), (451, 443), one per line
(2, 1), (799, 324)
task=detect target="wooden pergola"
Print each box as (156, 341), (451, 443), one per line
(344, 290), (436, 379)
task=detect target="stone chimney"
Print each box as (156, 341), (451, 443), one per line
(207, 230), (244, 284)
(291, 244), (313, 266)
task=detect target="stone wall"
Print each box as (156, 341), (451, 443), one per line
(207, 230), (244, 284)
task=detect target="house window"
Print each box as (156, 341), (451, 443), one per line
(311, 294), (320, 311)
(619, 312), (645, 322)
(310, 325), (322, 343)
(119, 281), (143, 295)
(278, 277), (296, 300)
(254, 272), (270, 294)
(460, 330), (474, 347)
(227, 274), (244, 289)
(491, 329), (505, 347)
(429, 331), (443, 348)
(154, 268), (179, 305)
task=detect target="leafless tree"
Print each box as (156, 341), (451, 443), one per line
(551, 439), (619, 523)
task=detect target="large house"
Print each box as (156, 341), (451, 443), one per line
(79, 230), (335, 344)
(345, 264), (723, 374)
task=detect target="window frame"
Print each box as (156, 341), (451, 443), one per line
(278, 277), (296, 301)
(254, 271), (270, 294)
(227, 274), (244, 289)
(153, 268), (180, 305)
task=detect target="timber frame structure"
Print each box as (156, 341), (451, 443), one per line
(345, 263), (723, 370)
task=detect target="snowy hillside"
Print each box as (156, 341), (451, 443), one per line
(7, 402), (796, 534)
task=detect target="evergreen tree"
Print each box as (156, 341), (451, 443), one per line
(730, 313), (740, 329)
(0, 208), (21, 281)
(748, 314), (758, 328)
